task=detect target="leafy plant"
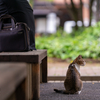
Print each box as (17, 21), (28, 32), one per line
(36, 22), (100, 60)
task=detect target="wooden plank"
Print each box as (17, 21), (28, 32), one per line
(0, 50), (47, 63)
(81, 76), (100, 81)
(48, 76), (100, 81)
(0, 50), (46, 56)
(39, 50), (47, 63)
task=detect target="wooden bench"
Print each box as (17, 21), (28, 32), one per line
(0, 50), (47, 100)
(0, 63), (27, 100)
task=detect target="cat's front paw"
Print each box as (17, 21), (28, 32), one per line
(78, 91), (81, 94)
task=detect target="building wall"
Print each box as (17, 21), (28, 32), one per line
(53, 0), (89, 21)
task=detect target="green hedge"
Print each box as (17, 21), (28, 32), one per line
(36, 22), (100, 60)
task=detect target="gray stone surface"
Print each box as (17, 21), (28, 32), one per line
(40, 83), (100, 100)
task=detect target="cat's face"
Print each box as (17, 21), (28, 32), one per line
(73, 55), (86, 66)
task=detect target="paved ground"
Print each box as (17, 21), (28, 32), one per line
(48, 59), (100, 76)
(42, 59), (100, 100)
(40, 83), (100, 100)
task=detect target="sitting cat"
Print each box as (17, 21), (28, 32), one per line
(54, 55), (86, 94)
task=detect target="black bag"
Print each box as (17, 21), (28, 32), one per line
(0, 14), (30, 52)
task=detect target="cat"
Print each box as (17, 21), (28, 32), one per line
(54, 55), (86, 94)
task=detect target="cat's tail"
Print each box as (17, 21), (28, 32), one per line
(54, 89), (67, 94)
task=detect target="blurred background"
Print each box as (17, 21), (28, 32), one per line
(28, 0), (100, 60)
(28, 0), (100, 77)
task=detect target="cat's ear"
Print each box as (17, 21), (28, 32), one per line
(78, 55), (82, 58)
(73, 55), (82, 62)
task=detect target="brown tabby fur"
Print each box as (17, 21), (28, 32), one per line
(54, 55), (86, 94)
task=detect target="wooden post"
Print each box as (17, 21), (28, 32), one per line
(26, 64), (33, 100)
(15, 79), (26, 100)
(40, 63), (42, 83)
(32, 64), (40, 100)
(42, 56), (47, 83)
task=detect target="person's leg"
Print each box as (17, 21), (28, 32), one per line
(0, 0), (8, 15)
(2, 0), (36, 50)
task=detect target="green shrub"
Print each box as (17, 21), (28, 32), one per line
(36, 22), (100, 60)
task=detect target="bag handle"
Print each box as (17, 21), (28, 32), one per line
(0, 14), (16, 30)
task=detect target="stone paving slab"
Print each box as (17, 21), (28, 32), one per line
(48, 62), (100, 76)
